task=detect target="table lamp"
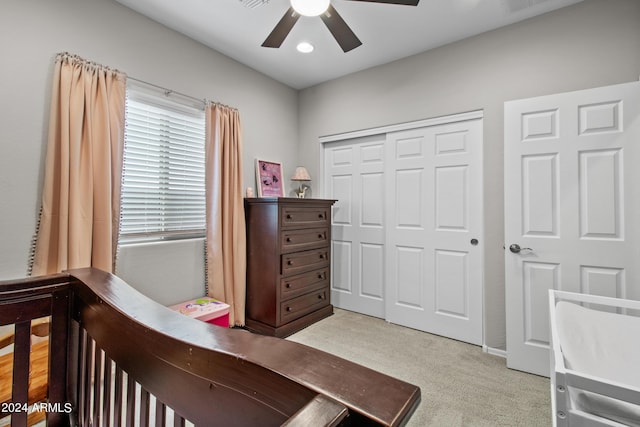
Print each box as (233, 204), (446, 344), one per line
(291, 167), (311, 198)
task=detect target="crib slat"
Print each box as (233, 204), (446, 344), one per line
(11, 321), (31, 427)
(155, 401), (167, 427)
(81, 331), (93, 427)
(93, 346), (103, 426)
(76, 329), (85, 424)
(48, 288), (70, 426)
(140, 388), (150, 426)
(103, 356), (113, 427)
(114, 366), (124, 427)
(126, 375), (136, 427)
(174, 413), (186, 427)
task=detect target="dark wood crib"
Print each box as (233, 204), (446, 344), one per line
(0, 268), (420, 427)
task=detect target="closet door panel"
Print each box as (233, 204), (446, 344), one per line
(324, 135), (386, 318)
(385, 119), (483, 346)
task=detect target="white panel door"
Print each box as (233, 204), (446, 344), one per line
(505, 81), (640, 376)
(324, 135), (386, 318)
(385, 119), (484, 345)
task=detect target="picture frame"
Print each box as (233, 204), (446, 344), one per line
(255, 159), (284, 197)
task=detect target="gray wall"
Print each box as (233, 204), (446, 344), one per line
(0, 0), (298, 304)
(297, 0), (640, 348)
(1, 0), (639, 347)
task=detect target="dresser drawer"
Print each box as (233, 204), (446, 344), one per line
(282, 249), (329, 276)
(281, 268), (329, 300)
(280, 288), (329, 324)
(281, 227), (329, 253)
(281, 206), (330, 229)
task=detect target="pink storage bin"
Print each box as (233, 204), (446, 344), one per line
(169, 297), (230, 327)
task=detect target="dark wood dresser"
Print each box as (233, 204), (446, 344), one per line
(244, 197), (336, 337)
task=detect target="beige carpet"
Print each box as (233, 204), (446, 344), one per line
(287, 309), (551, 426)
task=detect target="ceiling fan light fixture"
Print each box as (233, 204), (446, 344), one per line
(296, 41), (314, 53)
(290, 0), (330, 17)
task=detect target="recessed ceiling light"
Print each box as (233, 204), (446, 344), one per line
(296, 42), (314, 53)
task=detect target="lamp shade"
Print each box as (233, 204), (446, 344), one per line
(291, 167), (311, 181)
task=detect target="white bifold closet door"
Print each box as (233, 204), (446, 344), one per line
(323, 114), (484, 345)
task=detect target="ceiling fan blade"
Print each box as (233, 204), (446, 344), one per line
(262, 7), (300, 48)
(345, 0), (420, 5)
(320, 4), (362, 53)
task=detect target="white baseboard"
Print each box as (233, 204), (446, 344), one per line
(483, 345), (507, 358)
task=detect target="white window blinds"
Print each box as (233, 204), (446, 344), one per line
(120, 87), (206, 242)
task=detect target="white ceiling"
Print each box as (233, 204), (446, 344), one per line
(114, 0), (583, 89)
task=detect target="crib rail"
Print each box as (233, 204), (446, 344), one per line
(549, 290), (640, 427)
(1, 268), (420, 427)
(69, 269), (322, 427)
(0, 274), (72, 427)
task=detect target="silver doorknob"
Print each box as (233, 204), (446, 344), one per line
(509, 244), (532, 254)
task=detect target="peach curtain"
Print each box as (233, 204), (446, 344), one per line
(31, 53), (126, 276)
(205, 104), (246, 326)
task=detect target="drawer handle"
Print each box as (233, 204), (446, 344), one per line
(287, 260), (293, 266)
(318, 213), (324, 219)
(317, 273), (325, 279)
(286, 306), (292, 312)
(317, 294), (324, 300)
(318, 234), (324, 239)
(285, 283), (291, 289)
(319, 254), (325, 259)
(286, 237), (292, 242)
(286, 214), (292, 219)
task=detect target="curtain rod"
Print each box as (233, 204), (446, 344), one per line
(127, 76), (238, 112)
(54, 52), (239, 113)
(54, 53), (234, 111)
(127, 76), (207, 106)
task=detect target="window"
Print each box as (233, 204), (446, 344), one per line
(119, 85), (206, 243)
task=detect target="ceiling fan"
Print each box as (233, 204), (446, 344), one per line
(262, 0), (420, 53)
